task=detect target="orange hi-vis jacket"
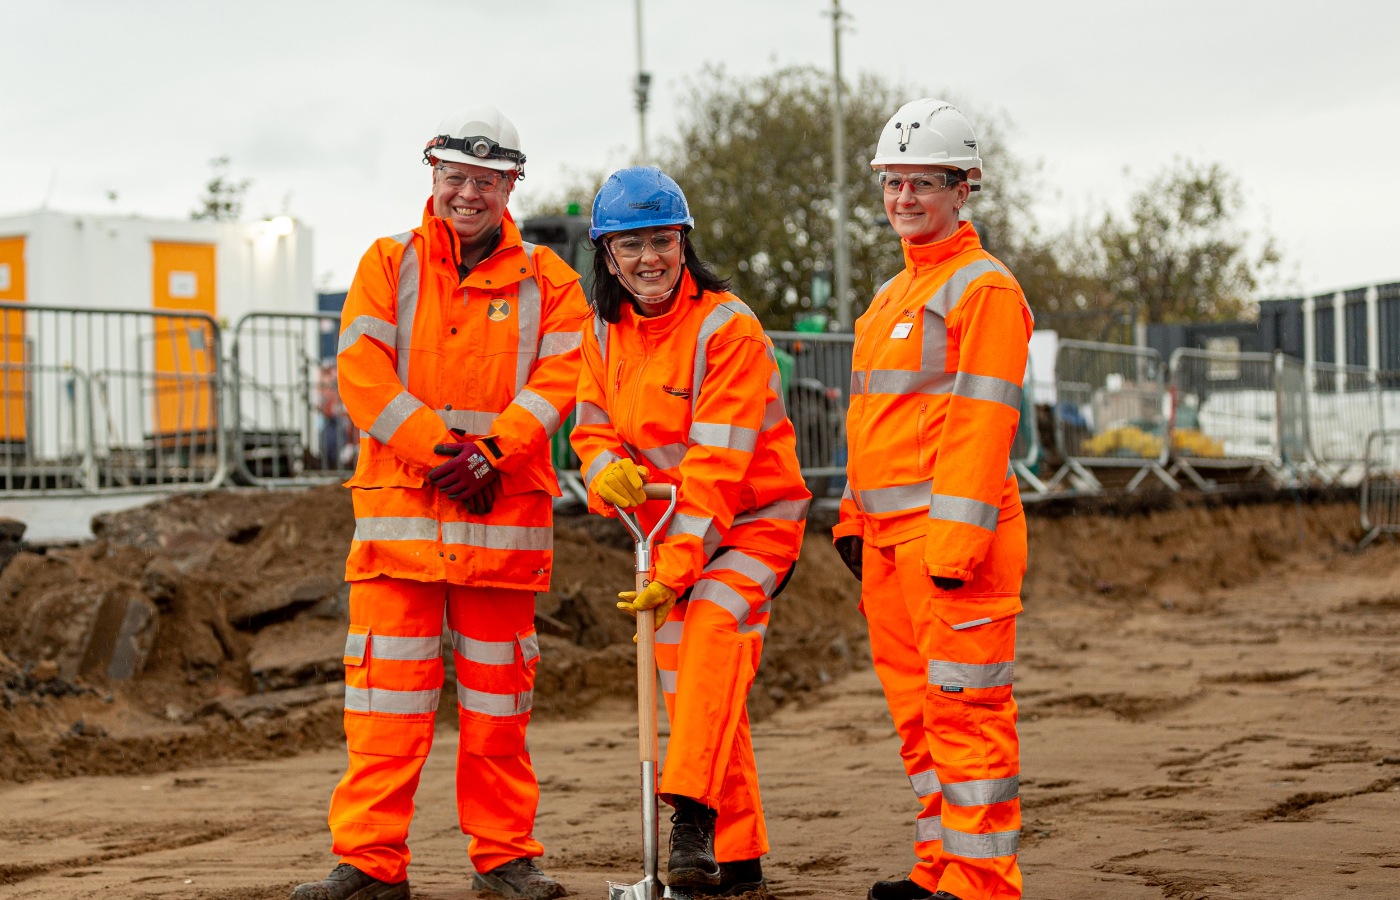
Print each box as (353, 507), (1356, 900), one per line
(337, 202), (590, 591)
(571, 272), (811, 593)
(835, 222), (1033, 591)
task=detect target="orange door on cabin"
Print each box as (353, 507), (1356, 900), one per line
(0, 238), (25, 445)
(150, 242), (217, 440)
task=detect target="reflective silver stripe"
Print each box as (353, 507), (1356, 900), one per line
(858, 480), (934, 514)
(441, 522), (552, 551)
(667, 513), (720, 556)
(939, 826), (1020, 860)
(864, 369), (955, 396)
(732, 497), (811, 526)
(941, 775), (1020, 807)
(876, 276), (898, 298)
(952, 371), (1022, 410)
(338, 315), (396, 355)
(344, 685), (440, 715)
(593, 314), (609, 362)
(371, 634), (442, 661)
(435, 409), (498, 434)
(689, 422), (758, 453)
(368, 390), (424, 444)
(691, 299), (758, 415)
(924, 259), (1005, 318)
(929, 494), (999, 531)
(914, 815), (942, 843)
(658, 668), (678, 694)
(738, 621), (768, 638)
(690, 579), (750, 626)
(576, 401), (610, 426)
(386, 230), (413, 246)
(738, 599), (771, 638)
(457, 682), (532, 717)
(705, 550), (777, 597)
(344, 631), (367, 660)
(638, 442), (688, 471)
(656, 621), (685, 645)
(395, 240), (420, 386)
(762, 398), (786, 431)
(584, 449), (622, 488)
(909, 767), (942, 798)
(450, 631), (516, 665)
(539, 330), (583, 358)
(951, 617), (993, 631)
(515, 275), (542, 395)
(354, 516), (438, 542)
(928, 659), (1014, 689)
(519, 632), (540, 664)
(850, 370), (865, 397)
(513, 388), (561, 435)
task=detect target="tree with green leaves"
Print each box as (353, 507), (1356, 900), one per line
(191, 156), (251, 222)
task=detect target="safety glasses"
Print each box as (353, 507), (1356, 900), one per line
(609, 231), (682, 260)
(878, 171), (963, 195)
(435, 166), (511, 193)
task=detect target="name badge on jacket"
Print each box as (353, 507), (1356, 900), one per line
(890, 322), (914, 339)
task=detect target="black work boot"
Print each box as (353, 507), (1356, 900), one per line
(700, 858), (765, 896)
(289, 863), (409, 900)
(667, 795), (721, 887)
(866, 878), (933, 900)
(472, 857), (567, 900)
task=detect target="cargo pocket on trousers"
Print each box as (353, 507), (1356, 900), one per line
(926, 593), (1018, 706)
(459, 630), (536, 758)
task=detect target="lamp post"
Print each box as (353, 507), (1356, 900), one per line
(830, 0), (852, 331)
(634, 0), (652, 165)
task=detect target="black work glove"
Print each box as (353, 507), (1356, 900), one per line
(834, 535), (863, 581)
(931, 576), (965, 591)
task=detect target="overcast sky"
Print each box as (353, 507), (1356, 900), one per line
(2, 0), (1396, 299)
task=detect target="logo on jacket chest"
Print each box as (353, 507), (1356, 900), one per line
(487, 298), (511, 322)
(662, 384), (691, 399)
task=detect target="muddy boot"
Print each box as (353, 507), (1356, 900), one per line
(289, 863), (409, 900)
(472, 857), (567, 900)
(865, 879), (932, 900)
(699, 858), (765, 896)
(667, 796), (721, 888)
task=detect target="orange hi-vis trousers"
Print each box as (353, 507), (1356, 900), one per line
(655, 545), (786, 863)
(862, 537), (1022, 900)
(329, 576), (542, 884)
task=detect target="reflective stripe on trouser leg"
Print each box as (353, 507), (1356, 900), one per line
(447, 584), (544, 873)
(657, 548), (785, 863)
(330, 576), (448, 885)
(859, 543), (947, 893)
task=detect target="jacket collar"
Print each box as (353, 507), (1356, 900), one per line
(902, 220), (981, 274)
(619, 268), (702, 338)
(419, 199), (532, 286)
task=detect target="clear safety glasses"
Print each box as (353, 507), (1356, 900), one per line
(609, 232), (682, 260)
(435, 166), (511, 193)
(878, 170), (963, 195)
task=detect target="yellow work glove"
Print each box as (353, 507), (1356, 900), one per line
(617, 580), (680, 641)
(592, 458), (650, 509)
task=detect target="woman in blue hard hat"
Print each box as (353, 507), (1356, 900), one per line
(571, 167), (811, 894)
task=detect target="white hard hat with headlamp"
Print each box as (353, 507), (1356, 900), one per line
(423, 104), (527, 179)
(871, 98), (982, 192)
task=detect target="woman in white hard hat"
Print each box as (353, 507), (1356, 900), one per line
(833, 99), (1034, 900)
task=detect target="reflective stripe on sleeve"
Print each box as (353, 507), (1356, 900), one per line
(909, 767), (942, 798)
(539, 330), (583, 358)
(952, 371), (1022, 410)
(761, 397), (787, 431)
(929, 494), (999, 531)
(939, 826), (1020, 860)
(440, 522), (552, 551)
(344, 685), (440, 715)
(924, 259), (1006, 318)
(928, 659), (1014, 690)
(914, 816), (943, 844)
(370, 634), (443, 661)
(690, 299), (758, 415)
(658, 668), (678, 694)
(457, 682), (532, 717)
(513, 388), (561, 435)
(704, 550), (777, 597)
(941, 775), (1020, 807)
(667, 513), (721, 556)
(858, 480), (934, 514)
(584, 449), (622, 488)
(576, 401), (610, 426)
(636, 442), (687, 471)
(435, 409), (498, 434)
(732, 497), (811, 526)
(395, 241), (420, 386)
(689, 422), (758, 453)
(354, 516), (438, 542)
(338, 315), (396, 355)
(690, 579), (751, 626)
(515, 276), (541, 395)
(368, 391), (424, 444)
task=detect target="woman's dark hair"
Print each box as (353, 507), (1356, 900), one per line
(589, 231), (732, 324)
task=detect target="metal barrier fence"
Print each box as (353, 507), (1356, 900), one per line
(0, 301), (225, 496)
(1048, 340), (1178, 492)
(768, 332), (853, 498)
(1359, 429), (1400, 547)
(1309, 363), (1385, 482)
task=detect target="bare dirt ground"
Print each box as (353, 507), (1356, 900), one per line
(3, 493), (1399, 899)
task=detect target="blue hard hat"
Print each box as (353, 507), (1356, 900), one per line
(589, 167), (695, 241)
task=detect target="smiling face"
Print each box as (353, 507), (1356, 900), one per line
(432, 161), (514, 257)
(603, 226), (685, 316)
(882, 164), (971, 245)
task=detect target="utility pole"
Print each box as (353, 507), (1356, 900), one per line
(830, 0), (852, 331)
(634, 0), (652, 165)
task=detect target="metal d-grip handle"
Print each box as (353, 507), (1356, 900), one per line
(615, 484), (678, 574)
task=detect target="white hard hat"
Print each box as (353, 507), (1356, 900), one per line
(423, 104), (526, 177)
(871, 98), (982, 191)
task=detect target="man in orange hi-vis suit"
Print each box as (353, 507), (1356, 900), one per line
(833, 100), (1034, 900)
(290, 105), (588, 900)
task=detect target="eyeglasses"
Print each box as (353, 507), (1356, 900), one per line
(878, 171), (962, 195)
(609, 232), (682, 259)
(435, 166), (511, 193)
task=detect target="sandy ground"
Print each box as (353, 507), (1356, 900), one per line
(2, 520), (1398, 900)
